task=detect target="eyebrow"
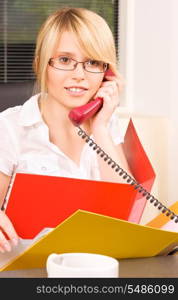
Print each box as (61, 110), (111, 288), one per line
(55, 51), (89, 60)
(56, 51), (76, 56)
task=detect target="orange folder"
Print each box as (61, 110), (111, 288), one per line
(5, 119), (155, 239)
(146, 201), (178, 229)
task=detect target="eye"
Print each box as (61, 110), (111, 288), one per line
(87, 59), (100, 67)
(58, 56), (71, 64)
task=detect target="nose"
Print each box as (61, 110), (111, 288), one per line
(72, 62), (85, 81)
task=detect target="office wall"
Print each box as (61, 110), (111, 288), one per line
(119, 0), (178, 217)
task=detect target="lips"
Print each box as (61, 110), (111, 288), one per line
(65, 86), (88, 92)
(64, 86), (88, 96)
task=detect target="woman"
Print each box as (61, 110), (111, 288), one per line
(0, 7), (131, 253)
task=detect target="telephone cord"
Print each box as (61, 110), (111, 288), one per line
(77, 126), (178, 224)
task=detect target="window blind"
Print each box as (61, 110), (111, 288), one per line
(0, 0), (119, 83)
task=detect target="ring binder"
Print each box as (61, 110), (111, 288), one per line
(77, 125), (178, 223)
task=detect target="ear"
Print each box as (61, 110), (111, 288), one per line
(33, 56), (39, 74)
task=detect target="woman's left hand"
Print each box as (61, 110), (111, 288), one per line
(90, 74), (122, 132)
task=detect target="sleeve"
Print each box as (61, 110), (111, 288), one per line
(0, 117), (18, 176)
(108, 111), (124, 145)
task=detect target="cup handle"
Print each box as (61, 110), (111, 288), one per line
(46, 253), (58, 275)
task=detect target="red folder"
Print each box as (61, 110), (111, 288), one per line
(123, 120), (156, 222)
(5, 119), (155, 239)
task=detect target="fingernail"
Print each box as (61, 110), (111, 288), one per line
(12, 237), (18, 246)
(4, 242), (11, 252)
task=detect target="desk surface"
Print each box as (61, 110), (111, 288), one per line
(0, 255), (178, 278)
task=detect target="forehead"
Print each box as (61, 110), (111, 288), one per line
(52, 31), (86, 58)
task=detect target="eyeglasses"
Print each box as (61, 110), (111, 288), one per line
(48, 56), (108, 73)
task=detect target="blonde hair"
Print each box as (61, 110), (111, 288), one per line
(33, 7), (119, 95)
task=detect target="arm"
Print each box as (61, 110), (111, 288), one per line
(91, 73), (133, 183)
(0, 172), (19, 253)
(93, 127), (132, 183)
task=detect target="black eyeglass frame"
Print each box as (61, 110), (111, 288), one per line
(48, 57), (109, 73)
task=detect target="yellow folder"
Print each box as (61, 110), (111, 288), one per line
(1, 209), (178, 272)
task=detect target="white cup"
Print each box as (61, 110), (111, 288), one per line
(46, 252), (119, 278)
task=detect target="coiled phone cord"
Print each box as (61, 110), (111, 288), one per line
(77, 126), (178, 224)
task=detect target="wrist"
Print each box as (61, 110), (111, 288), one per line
(92, 125), (111, 140)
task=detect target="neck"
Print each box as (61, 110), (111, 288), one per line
(39, 94), (91, 135)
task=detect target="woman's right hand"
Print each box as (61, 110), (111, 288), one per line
(0, 210), (19, 253)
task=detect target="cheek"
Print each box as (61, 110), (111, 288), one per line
(89, 75), (104, 91)
(47, 68), (65, 89)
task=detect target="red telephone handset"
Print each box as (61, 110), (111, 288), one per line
(68, 69), (115, 126)
(68, 97), (103, 126)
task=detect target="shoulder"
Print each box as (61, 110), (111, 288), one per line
(0, 105), (22, 130)
(0, 94), (39, 128)
(0, 105), (22, 118)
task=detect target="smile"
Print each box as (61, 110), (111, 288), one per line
(66, 87), (86, 92)
(65, 87), (88, 96)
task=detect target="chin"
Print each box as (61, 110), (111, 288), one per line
(65, 97), (91, 109)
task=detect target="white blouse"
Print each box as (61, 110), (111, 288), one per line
(0, 94), (124, 181)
